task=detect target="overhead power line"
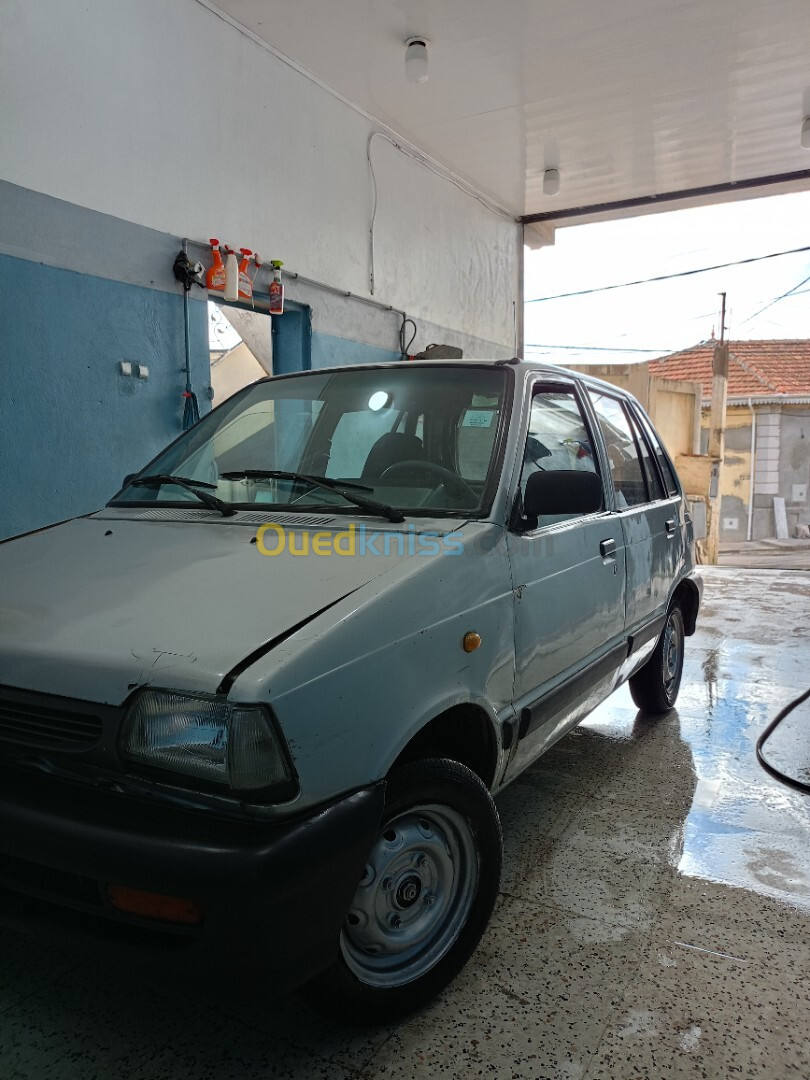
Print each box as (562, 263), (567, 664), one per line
(525, 244), (810, 304)
(739, 272), (810, 324)
(525, 343), (672, 353)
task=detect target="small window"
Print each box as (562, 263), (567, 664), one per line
(588, 391), (650, 508)
(627, 410), (664, 501)
(635, 410), (680, 497)
(519, 388), (600, 526)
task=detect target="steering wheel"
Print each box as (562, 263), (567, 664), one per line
(379, 460), (479, 508)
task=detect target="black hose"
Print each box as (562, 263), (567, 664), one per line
(181, 282), (200, 431)
(174, 243), (201, 431)
(756, 685), (810, 794)
(399, 317), (417, 361)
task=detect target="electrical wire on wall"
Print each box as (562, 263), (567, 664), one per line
(367, 131), (516, 296)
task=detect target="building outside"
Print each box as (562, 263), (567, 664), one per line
(650, 340), (810, 541)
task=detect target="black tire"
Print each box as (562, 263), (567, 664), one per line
(299, 758), (502, 1025)
(629, 605), (685, 714)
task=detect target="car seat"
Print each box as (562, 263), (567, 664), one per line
(361, 432), (425, 479)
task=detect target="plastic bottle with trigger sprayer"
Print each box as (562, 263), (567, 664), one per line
(206, 238), (226, 292)
(223, 246), (239, 301)
(269, 260), (284, 315)
(238, 248), (254, 301)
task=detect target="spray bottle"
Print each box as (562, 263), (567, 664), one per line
(268, 260), (284, 315)
(206, 238), (226, 292)
(238, 248), (254, 301)
(223, 246), (239, 301)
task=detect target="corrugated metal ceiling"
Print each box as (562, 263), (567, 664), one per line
(211, 0), (810, 222)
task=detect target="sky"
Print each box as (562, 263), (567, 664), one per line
(523, 189), (810, 366)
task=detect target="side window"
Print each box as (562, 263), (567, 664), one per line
(627, 409), (665, 501)
(588, 392), (650, 508)
(520, 388), (600, 526)
(635, 410), (680, 497)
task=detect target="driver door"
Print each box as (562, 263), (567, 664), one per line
(504, 381), (627, 780)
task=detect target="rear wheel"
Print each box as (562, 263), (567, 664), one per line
(629, 605), (685, 714)
(300, 758), (502, 1025)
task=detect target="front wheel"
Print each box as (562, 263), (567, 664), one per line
(300, 758), (502, 1025)
(629, 605), (685, 714)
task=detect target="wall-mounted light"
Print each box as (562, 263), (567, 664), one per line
(802, 116), (810, 149)
(405, 37), (429, 84)
(543, 168), (560, 197)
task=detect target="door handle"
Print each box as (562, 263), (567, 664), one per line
(600, 538), (616, 558)
(665, 518), (677, 536)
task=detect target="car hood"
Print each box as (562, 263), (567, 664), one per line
(0, 513), (427, 703)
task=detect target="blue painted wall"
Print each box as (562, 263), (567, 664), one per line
(270, 304), (400, 374)
(311, 331), (400, 369)
(272, 303), (311, 374)
(0, 254), (209, 540)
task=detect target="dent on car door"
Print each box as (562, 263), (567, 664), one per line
(586, 391), (683, 639)
(504, 382), (626, 781)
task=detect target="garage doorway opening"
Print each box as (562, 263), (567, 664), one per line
(208, 299), (312, 405)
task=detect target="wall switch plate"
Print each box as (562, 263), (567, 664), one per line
(722, 516), (739, 530)
(136, 364), (149, 379)
(119, 361), (132, 376)
(792, 483), (807, 503)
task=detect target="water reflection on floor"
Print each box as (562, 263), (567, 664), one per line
(1, 568), (809, 1078)
(671, 571), (810, 909)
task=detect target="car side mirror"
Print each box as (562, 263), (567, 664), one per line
(521, 469), (603, 529)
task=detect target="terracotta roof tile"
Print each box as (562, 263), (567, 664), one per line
(648, 340), (810, 400)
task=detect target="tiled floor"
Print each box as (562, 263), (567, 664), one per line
(2, 567), (809, 1078)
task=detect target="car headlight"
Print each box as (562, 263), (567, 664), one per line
(121, 689), (296, 796)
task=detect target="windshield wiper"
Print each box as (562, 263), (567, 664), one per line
(127, 474), (236, 517)
(220, 469), (405, 524)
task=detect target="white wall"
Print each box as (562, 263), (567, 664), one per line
(0, 0), (520, 350)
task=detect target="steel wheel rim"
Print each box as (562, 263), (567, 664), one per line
(662, 612), (682, 699)
(340, 803), (479, 988)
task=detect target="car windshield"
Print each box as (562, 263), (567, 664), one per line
(111, 365), (508, 517)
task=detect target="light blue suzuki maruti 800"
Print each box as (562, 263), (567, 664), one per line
(0, 359), (700, 1022)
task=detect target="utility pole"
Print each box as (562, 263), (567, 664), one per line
(705, 293), (729, 564)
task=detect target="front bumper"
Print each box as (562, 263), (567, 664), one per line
(0, 765), (385, 995)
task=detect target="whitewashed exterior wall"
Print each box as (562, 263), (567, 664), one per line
(0, 0), (520, 354)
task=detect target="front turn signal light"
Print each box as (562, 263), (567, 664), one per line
(106, 884), (204, 926)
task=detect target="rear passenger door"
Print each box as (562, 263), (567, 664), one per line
(586, 390), (683, 639)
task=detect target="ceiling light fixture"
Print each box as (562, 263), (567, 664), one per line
(405, 37), (429, 84)
(802, 117), (810, 149)
(543, 168), (560, 197)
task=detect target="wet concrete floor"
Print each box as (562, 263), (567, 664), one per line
(1, 567), (809, 1078)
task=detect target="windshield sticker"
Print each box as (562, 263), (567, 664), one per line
(462, 410), (496, 428)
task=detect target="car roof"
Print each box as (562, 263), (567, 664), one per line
(263, 358), (635, 401)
